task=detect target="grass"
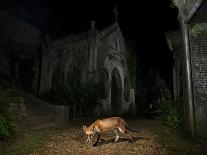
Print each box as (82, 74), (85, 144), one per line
(0, 119), (93, 155)
(0, 117), (96, 155)
(150, 121), (207, 154)
(0, 129), (52, 155)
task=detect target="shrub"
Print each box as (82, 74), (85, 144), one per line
(42, 80), (99, 116)
(0, 114), (10, 139)
(79, 81), (99, 116)
(42, 82), (73, 105)
(152, 97), (182, 128)
(0, 86), (25, 140)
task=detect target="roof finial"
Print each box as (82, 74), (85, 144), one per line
(113, 6), (118, 22)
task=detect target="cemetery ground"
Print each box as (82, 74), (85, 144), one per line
(0, 118), (207, 155)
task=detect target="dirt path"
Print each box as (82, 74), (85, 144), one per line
(26, 119), (206, 155)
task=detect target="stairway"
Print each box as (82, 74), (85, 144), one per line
(21, 91), (68, 130)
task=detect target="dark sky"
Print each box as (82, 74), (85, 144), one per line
(0, 0), (178, 37)
(1, 0), (179, 83)
(47, 0), (179, 76)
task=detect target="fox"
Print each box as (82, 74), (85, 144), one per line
(83, 117), (139, 146)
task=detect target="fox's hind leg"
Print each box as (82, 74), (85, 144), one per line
(125, 129), (133, 142)
(126, 131), (132, 142)
(118, 126), (132, 142)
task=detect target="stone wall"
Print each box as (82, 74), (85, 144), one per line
(39, 40), (88, 92)
(189, 23), (207, 139)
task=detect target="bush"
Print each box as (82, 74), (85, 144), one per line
(0, 114), (19, 140)
(42, 82), (72, 105)
(79, 81), (99, 116)
(42, 80), (99, 116)
(0, 114), (10, 139)
(152, 97), (182, 128)
(0, 86), (25, 140)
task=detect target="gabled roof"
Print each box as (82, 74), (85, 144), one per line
(48, 22), (125, 48)
(98, 22), (125, 41)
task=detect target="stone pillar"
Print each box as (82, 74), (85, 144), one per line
(89, 46), (93, 72)
(181, 21), (195, 137)
(39, 46), (46, 94)
(93, 47), (97, 71)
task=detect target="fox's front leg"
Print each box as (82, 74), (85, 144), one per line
(113, 129), (120, 142)
(93, 133), (101, 146)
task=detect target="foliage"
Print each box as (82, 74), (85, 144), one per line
(191, 23), (205, 34)
(42, 80), (99, 116)
(0, 114), (10, 138)
(0, 85), (25, 140)
(43, 82), (73, 105)
(152, 97), (182, 128)
(79, 81), (100, 115)
(151, 120), (207, 154)
(0, 114), (18, 140)
(0, 127), (55, 155)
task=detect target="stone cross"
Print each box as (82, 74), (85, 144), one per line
(91, 20), (96, 30)
(113, 6), (118, 22)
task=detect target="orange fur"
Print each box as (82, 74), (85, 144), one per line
(83, 117), (139, 146)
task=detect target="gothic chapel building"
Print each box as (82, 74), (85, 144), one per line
(39, 11), (136, 115)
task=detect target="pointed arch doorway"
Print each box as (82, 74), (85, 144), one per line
(111, 68), (122, 115)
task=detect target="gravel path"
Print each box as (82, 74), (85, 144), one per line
(2, 119), (206, 155)
(31, 119), (169, 155)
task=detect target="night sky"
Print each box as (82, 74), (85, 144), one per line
(0, 0), (179, 86)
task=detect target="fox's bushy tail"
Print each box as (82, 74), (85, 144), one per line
(126, 125), (140, 132)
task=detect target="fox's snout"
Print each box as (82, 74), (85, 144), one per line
(85, 134), (93, 143)
(85, 137), (92, 143)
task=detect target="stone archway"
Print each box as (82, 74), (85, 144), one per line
(124, 77), (130, 102)
(111, 68), (122, 115)
(97, 68), (109, 99)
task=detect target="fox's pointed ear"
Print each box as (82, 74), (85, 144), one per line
(83, 125), (87, 132)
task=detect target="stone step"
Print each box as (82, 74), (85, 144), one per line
(25, 115), (61, 129)
(1, 81), (68, 130)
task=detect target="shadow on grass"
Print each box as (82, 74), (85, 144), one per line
(95, 136), (149, 146)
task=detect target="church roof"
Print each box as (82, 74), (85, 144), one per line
(48, 22), (123, 48)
